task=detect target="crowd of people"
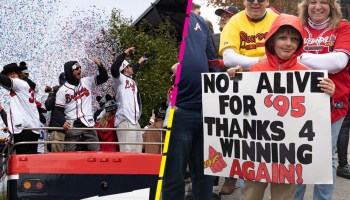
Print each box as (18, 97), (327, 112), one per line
(0, 47), (170, 155)
(0, 0), (350, 199)
(161, 0), (350, 200)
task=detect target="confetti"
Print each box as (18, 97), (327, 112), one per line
(0, 0), (121, 129)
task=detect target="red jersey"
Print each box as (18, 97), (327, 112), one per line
(301, 22), (350, 122)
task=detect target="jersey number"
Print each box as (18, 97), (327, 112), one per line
(29, 88), (35, 103)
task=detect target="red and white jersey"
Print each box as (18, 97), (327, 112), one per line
(56, 76), (96, 127)
(8, 78), (40, 134)
(301, 22), (350, 122)
(112, 74), (140, 126)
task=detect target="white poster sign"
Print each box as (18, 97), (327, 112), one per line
(202, 71), (332, 184)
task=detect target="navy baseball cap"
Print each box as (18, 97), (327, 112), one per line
(59, 72), (66, 85)
(215, 5), (239, 16)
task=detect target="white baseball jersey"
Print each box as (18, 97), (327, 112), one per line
(55, 76), (96, 127)
(112, 74), (140, 126)
(8, 78), (40, 134)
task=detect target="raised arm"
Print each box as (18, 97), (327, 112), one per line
(89, 56), (108, 85)
(0, 74), (12, 89)
(111, 47), (135, 78)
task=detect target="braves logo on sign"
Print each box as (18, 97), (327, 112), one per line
(125, 80), (136, 92)
(65, 87), (90, 103)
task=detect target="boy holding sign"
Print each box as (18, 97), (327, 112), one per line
(227, 14), (335, 200)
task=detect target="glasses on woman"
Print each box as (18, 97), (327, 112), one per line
(246, 0), (266, 3)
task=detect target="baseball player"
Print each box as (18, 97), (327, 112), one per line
(0, 63), (41, 154)
(110, 47), (147, 152)
(50, 56), (108, 151)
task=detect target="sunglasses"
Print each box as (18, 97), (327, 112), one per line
(72, 63), (81, 71)
(247, 0), (266, 3)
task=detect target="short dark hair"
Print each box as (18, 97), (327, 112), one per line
(266, 25), (302, 55)
(192, 3), (201, 11)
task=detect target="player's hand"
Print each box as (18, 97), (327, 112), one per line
(124, 47), (135, 55)
(227, 66), (242, 78)
(319, 77), (335, 97)
(150, 113), (156, 120)
(89, 56), (101, 66)
(63, 120), (73, 130)
(138, 56), (148, 64)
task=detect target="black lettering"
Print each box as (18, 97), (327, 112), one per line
(295, 71), (310, 93)
(257, 120), (272, 141)
(297, 144), (313, 164)
(242, 140), (255, 162)
(216, 74), (229, 93)
(234, 139), (240, 159)
(203, 74), (215, 93)
(229, 96), (242, 115)
(286, 72), (294, 93)
(256, 73), (273, 93)
(256, 142), (271, 163)
(310, 72), (324, 93)
(279, 143), (296, 164)
(274, 73), (286, 93)
(204, 117), (215, 136)
(220, 138), (233, 157)
(216, 118), (229, 137)
(243, 95), (257, 115)
(219, 95), (229, 114)
(243, 119), (256, 140)
(270, 121), (285, 141)
(229, 118), (243, 138)
(271, 143), (278, 163)
(232, 77), (240, 93)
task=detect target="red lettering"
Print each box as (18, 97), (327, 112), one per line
(279, 163), (295, 184)
(242, 161), (255, 181)
(229, 160), (304, 184)
(255, 162), (271, 182)
(271, 163), (279, 183)
(296, 164), (303, 184)
(229, 159), (243, 178)
(240, 31), (268, 50)
(125, 80), (136, 91)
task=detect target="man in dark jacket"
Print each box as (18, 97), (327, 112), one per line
(161, 10), (216, 200)
(45, 72), (66, 152)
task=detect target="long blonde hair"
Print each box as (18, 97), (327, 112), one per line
(98, 111), (115, 128)
(298, 0), (342, 29)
